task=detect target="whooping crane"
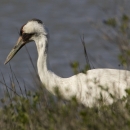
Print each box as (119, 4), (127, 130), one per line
(4, 19), (130, 107)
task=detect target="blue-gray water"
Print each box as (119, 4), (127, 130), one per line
(0, 0), (129, 94)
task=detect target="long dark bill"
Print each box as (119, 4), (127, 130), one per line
(4, 37), (25, 65)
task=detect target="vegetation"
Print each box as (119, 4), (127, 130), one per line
(103, 14), (130, 68)
(1, 5), (130, 130)
(1, 77), (130, 130)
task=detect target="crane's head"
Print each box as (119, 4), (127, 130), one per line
(4, 19), (48, 64)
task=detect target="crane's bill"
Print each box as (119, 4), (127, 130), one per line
(4, 37), (25, 65)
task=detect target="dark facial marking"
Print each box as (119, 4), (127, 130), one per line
(19, 24), (35, 41)
(22, 33), (35, 42)
(19, 19), (42, 42)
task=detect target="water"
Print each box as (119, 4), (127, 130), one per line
(0, 0), (129, 94)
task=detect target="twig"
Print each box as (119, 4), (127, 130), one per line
(9, 63), (24, 96)
(1, 71), (12, 102)
(80, 35), (92, 69)
(25, 45), (37, 74)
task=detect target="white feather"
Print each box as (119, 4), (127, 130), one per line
(23, 20), (130, 107)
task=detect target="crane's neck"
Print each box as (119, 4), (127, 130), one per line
(34, 34), (61, 92)
(34, 34), (84, 101)
(35, 34), (48, 72)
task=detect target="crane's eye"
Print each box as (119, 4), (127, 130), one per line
(22, 33), (35, 42)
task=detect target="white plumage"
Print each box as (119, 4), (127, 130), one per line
(5, 19), (130, 107)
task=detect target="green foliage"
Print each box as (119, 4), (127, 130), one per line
(104, 18), (117, 27)
(0, 86), (130, 130)
(104, 14), (130, 34)
(118, 54), (127, 66)
(104, 14), (130, 68)
(81, 64), (91, 73)
(120, 14), (129, 34)
(70, 61), (79, 74)
(70, 61), (91, 75)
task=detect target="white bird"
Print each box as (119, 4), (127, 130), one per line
(4, 19), (130, 107)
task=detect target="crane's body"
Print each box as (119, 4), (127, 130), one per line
(5, 19), (130, 107)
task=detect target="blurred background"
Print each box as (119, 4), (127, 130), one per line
(0, 0), (129, 94)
